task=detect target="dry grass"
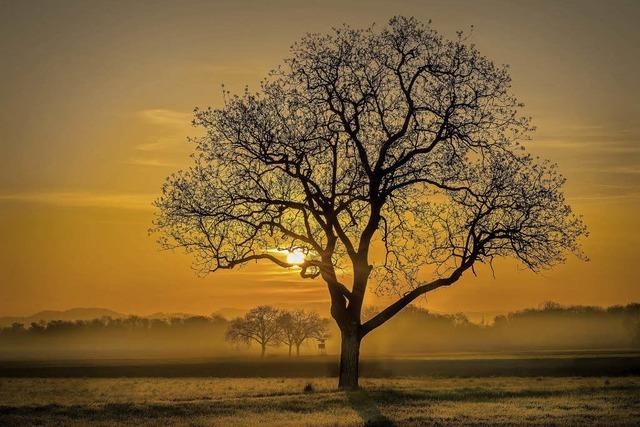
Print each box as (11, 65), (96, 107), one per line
(1, 377), (638, 426)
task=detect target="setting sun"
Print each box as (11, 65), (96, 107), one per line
(286, 250), (305, 265)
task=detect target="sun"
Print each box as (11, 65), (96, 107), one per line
(286, 249), (305, 265)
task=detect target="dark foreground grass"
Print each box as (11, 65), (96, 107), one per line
(1, 377), (639, 426)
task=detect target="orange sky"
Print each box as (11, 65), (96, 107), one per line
(1, 0), (639, 318)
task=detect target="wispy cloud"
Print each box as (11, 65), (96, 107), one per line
(565, 165), (640, 175)
(130, 109), (195, 168)
(602, 166), (640, 175)
(137, 109), (192, 128)
(125, 158), (178, 168)
(569, 192), (640, 202)
(531, 124), (640, 153)
(199, 63), (266, 78)
(135, 137), (186, 153)
(0, 192), (156, 210)
(531, 140), (640, 153)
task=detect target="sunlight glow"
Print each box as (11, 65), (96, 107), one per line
(286, 250), (305, 265)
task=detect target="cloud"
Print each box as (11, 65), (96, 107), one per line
(531, 140), (640, 153)
(570, 192), (640, 202)
(603, 166), (640, 175)
(565, 165), (640, 176)
(137, 109), (192, 127)
(130, 110), (196, 168)
(135, 137), (184, 153)
(199, 63), (266, 78)
(125, 158), (178, 168)
(0, 191), (156, 210)
(530, 124), (640, 153)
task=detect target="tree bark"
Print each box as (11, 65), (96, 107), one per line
(296, 343), (301, 357)
(261, 343), (266, 358)
(338, 327), (361, 389)
(288, 344), (292, 358)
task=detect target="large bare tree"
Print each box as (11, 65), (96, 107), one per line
(153, 17), (587, 388)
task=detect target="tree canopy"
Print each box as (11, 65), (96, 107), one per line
(225, 305), (281, 357)
(278, 309), (329, 356)
(153, 16), (587, 387)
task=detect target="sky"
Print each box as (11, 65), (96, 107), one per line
(1, 0), (639, 319)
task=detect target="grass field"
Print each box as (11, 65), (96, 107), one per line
(1, 376), (639, 426)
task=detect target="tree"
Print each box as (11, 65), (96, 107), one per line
(225, 305), (281, 357)
(277, 309), (329, 357)
(153, 17), (587, 388)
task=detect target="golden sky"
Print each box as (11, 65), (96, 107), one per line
(1, 0), (639, 318)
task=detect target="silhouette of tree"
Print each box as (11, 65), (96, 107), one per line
(153, 16), (587, 388)
(225, 306), (281, 357)
(277, 310), (329, 357)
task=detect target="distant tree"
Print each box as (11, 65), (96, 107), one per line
(277, 310), (329, 356)
(540, 301), (563, 311)
(631, 319), (640, 347)
(29, 322), (46, 334)
(10, 323), (25, 333)
(225, 306), (281, 357)
(153, 16), (588, 388)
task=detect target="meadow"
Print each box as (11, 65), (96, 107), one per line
(1, 354), (639, 426)
(1, 376), (639, 426)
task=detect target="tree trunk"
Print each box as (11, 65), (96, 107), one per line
(338, 327), (361, 389)
(288, 344), (292, 358)
(260, 344), (266, 358)
(296, 343), (301, 357)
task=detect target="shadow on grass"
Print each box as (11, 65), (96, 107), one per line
(346, 389), (396, 427)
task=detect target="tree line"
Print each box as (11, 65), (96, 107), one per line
(0, 315), (230, 358)
(361, 302), (640, 354)
(1, 303), (638, 357)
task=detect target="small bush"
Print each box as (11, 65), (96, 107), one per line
(303, 382), (314, 393)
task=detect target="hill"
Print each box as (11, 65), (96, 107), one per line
(0, 308), (126, 327)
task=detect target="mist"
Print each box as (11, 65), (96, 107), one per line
(359, 302), (640, 355)
(1, 303), (638, 360)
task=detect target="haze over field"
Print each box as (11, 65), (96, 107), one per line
(2, 303), (638, 360)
